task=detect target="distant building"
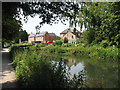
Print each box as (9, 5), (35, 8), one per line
(60, 28), (82, 43)
(28, 31), (57, 44)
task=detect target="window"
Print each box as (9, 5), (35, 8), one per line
(72, 35), (73, 39)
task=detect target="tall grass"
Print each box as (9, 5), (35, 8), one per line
(39, 44), (118, 60)
(9, 45), (86, 88)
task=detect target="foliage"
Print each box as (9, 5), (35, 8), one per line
(82, 29), (95, 45)
(40, 43), (118, 60)
(2, 2), (80, 41)
(2, 18), (21, 41)
(53, 40), (63, 46)
(62, 43), (75, 47)
(70, 2), (120, 47)
(2, 2), (120, 48)
(54, 36), (61, 40)
(15, 29), (29, 43)
(99, 40), (109, 48)
(10, 45), (86, 88)
(42, 45), (66, 53)
(36, 43), (46, 48)
(2, 2), (22, 41)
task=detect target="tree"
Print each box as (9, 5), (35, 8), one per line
(2, 2), (22, 42)
(15, 29), (29, 43)
(73, 2), (120, 46)
(2, 2), (80, 42)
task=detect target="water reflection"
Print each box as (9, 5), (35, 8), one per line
(49, 55), (118, 88)
(68, 62), (84, 77)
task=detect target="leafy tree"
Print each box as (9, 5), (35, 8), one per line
(2, 2), (80, 42)
(2, 2), (22, 42)
(54, 36), (61, 40)
(70, 2), (120, 47)
(15, 29), (29, 43)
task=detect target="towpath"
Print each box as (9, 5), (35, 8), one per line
(0, 48), (17, 89)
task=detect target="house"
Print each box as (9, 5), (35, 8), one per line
(28, 33), (36, 43)
(60, 28), (82, 43)
(28, 31), (57, 44)
(49, 33), (57, 42)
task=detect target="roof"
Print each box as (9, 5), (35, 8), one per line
(36, 31), (47, 37)
(29, 31), (48, 37)
(29, 33), (36, 38)
(60, 28), (80, 34)
(49, 33), (56, 37)
(60, 28), (82, 38)
(29, 31), (57, 38)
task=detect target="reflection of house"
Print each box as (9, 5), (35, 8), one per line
(60, 28), (82, 43)
(28, 31), (57, 44)
(67, 59), (77, 67)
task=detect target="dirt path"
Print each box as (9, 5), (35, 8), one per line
(0, 48), (17, 89)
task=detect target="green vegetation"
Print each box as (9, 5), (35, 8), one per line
(9, 45), (86, 88)
(70, 2), (120, 48)
(2, 2), (79, 42)
(9, 44), (118, 88)
(53, 40), (63, 46)
(38, 43), (118, 60)
(4, 2), (119, 88)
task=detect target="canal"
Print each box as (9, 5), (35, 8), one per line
(48, 54), (118, 88)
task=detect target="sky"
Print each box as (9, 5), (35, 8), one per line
(21, 15), (82, 36)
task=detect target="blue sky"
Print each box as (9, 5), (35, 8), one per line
(21, 15), (82, 36)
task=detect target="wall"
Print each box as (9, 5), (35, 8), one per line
(63, 31), (77, 43)
(43, 32), (51, 43)
(60, 34), (65, 38)
(28, 37), (35, 43)
(36, 37), (43, 42)
(28, 32), (56, 44)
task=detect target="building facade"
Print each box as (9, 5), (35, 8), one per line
(60, 28), (81, 43)
(28, 31), (57, 44)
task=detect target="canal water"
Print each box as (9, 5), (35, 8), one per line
(49, 54), (118, 88)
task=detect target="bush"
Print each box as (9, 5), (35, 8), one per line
(47, 46), (66, 53)
(10, 46), (86, 88)
(62, 43), (75, 47)
(100, 40), (109, 48)
(53, 40), (62, 46)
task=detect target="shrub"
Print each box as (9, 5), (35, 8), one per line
(10, 46), (86, 88)
(62, 43), (75, 47)
(100, 40), (109, 48)
(53, 40), (62, 46)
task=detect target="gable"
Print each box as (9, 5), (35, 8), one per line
(63, 31), (76, 40)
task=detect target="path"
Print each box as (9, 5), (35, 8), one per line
(0, 48), (17, 89)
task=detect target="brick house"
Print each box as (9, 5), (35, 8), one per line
(60, 28), (82, 43)
(28, 31), (57, 44)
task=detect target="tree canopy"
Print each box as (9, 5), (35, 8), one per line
(2, 2), (120, 47)
(15, 29), (29, 43)
(2, 2), (80, 42)
(70, 2), (120, 47)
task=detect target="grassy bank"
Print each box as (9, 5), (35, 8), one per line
(9, 45), (86, 88)
(38, 43), (118, 60)
(9, 43), (118, 88)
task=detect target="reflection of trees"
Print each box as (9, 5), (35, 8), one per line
(84, 60), (118, 88)
(41, 53), (118, 88)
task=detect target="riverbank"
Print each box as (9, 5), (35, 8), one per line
(9, 43), (118, 60)
(8, 44), (118, 88)
(9, 45), (86, 88)
(32, 43), (118, 60)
